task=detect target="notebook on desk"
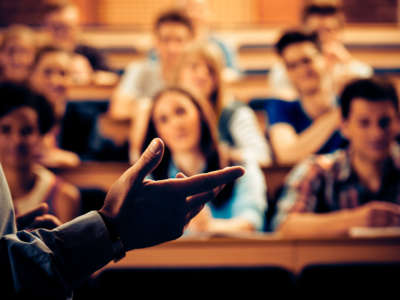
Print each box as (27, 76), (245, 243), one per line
(349, 227), (400, 238)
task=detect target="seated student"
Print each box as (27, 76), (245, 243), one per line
(266, 30), (345, 165)
(173, 44), (272, 166)
(29, 46), (127, 166)
(28, 45), (80, 167)
(272, 77), (400, 237)
(108, 9), (195, 121)
(268, 1), (372, 99)
(140, 87), (267, 233)
(0, 24), (37, 83)
(0, 82), (80, 223)
(41, 0), (118, 85)
(149, 0), (241, 82)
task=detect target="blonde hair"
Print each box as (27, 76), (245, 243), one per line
(172, 43), (226, 117)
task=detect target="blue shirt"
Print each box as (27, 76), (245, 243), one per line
(265, 99), (345, 154)
(168, 160), (267, 231)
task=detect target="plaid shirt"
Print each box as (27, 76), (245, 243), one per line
(272, 144), (400, 230)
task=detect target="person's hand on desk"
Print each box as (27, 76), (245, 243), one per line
(99, 138), (245, 252)
(354, 201), (400, 228)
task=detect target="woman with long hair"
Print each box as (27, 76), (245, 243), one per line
(140, 86), (266, 233)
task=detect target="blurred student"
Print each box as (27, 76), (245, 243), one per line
(0, 82), (80, 223)
(29, 46), (80, 167)
(140, 87), (266, 233)
(174, 44), (272, 166)
(109, 9), (195, 121)
(175, 0), (241, 81)
(42, 0), (117, 85)
(266, 30), (345, 165)
(29, 46), (124, 166)
(0, 25), (36, 83)
(272, 77), (400, 237)
(268, 1), (372, 99)
(1, 136), (244, 298)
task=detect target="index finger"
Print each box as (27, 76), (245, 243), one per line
(173, 166), (245, 196)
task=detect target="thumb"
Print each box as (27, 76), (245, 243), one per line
(124, 138), (165, 184)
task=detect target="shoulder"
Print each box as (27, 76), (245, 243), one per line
(287, 150), (345, 185)
(57, 180), (80, 202)
(36, 165), (80, 201)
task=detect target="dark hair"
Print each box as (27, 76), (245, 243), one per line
(154, 9), (194, 36)
(141, 86), (233, 207)
(31, 45), (71, 72)
(0, 81), (55, 134)
(302, 3), (344, 22)
(340, 77), (399, 119)
(275, 30), (321, 56)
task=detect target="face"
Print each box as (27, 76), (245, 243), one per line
(155, 22), (193, 67)
(342, 98), (400, 163)
(43, 7), (80, 51)
(153, 91), (202, 153)
(282, 41), (325, 96)
(29, 51), (71, 118)
(0, 37), (35, 82)
(305, 15), (342, 44)
(179, 55), (216, 100)
(0, 107), (41, 168)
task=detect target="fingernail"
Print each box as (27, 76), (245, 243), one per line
(149, 139), (162, 155)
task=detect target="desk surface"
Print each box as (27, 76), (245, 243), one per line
(100, 233), (400, 275)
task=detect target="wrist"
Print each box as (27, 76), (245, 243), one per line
(98, 211), (126, 262)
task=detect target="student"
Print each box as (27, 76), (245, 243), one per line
(0, 24), (37, 83)
(268, 1), (372, 99)
(28, 46), (80, 167)
(41, 0), (117, 85)
(266, 30), (345, 165)
(173, 0), (241, 82)
(173, 44), (272, 166)
(109, 9), (195, 120)
(272, 77), (400, 237)
(29, 46), (126, 166)
(1, 136), (244, 298)
(0, 82), (80, 223)
(140, 87), (266, 233)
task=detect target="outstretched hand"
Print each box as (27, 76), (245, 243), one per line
(99, 138), (245, 251)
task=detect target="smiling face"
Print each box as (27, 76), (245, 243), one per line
(281, 41), (325, 96)
(342, 98), (400, 163)
(0, 107), (41, 168)
(152, 90), (202, 153)
(29, 51), (71, 118)
(0, 36), (36, 82)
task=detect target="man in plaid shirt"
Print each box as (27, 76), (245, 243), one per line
(272, 77), (400, 237)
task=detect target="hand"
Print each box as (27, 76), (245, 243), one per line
(99, 138), (245, 250)
(355, 201), (400, 227)
(16, 203), (62, 230)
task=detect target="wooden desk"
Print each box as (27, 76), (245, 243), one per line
(101, 234), (400, 274)
(67, 84), (117, 101)
(54, 161), (131, 191)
